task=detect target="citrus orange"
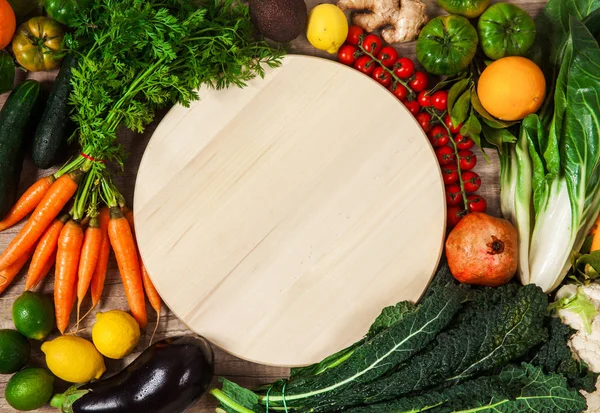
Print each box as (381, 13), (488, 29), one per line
(477, 56), (546, 121)
(0, 0), (16, 50)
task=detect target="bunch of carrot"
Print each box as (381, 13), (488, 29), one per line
(0, 164), (162, 335)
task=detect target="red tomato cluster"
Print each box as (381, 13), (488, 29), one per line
(337, 27), (487, 230)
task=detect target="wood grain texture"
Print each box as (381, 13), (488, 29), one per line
(135, 55), (445, 367)
(0, 0), (545, 411)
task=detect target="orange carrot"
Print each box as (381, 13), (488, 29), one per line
(76, 216), (102, 327)
(0, 171), (82, 271)
(31, 250), (56, 291)
(0, 175), (56, 232)
(592, 230), (600, 253)
(54, 220), (84, 334)
(108, 207), (147, 329)
(25, 214), (70, 291)
(0, 246), (35, 295)
(90, 208), (110, 308)
(590, 214), (600, 237)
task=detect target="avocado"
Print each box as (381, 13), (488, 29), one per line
(249, 0), (308, 43)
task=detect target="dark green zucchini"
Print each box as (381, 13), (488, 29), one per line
(0, 80), (43, 219)
(32, 54), (77, 169)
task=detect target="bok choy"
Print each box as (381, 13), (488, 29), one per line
(500, 0), (600, 292)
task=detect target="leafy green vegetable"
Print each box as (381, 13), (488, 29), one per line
(450, 89), (471, 126)
(0, 52), (14, 94)
(447, 78), (470, 117)
(343, 364), (586, 413)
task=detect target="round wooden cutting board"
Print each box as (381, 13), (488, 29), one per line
(134, 55), (445, 367)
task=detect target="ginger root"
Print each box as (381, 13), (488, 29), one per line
(337, 0), (428, 44)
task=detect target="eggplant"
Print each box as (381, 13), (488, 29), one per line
(50, 335), (214, 413)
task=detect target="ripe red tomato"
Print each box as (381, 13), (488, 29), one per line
(416, 112), (432, 132)
(458, 150), (477, 171)
(447, 205), (466, 229)
(455, 134), (474, 150)
(362, 34), (382, 55)
(461, 171), (481, 192)
(377, 46), (398, 68)
(393, 57), (415, 79)
(417, 91), (432, 107)
(346, 25), (364, 46)
(435, 146), (456, 165)
(441, 162), (459, 185)
(409, 71), (429, 93)
(428, 125), (449, 147)
(444, 115), (462, 134)
(372, 66), (392, 87)
(337, 44), (359, 66)
(390, 82), (407, 101)
(431, 91), (448, 111)
(354, 56), (375, 75)
(445, 184), (463, 206)
(467, 194), (487, 213)
(403, 100), (421, 116)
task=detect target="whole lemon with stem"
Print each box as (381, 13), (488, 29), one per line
(477, 56), (546, 121)
(41, 336), (106, 383)
(306, 4), (348, 54)
(92, 310), (140, 359)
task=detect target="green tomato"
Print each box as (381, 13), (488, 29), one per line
(416, 15), (479, 76)
(436, 0), (490, 18)
(44, 0), (92, 26)
(478, 3), (536, 60)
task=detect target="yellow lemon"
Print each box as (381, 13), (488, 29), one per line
(41, 336), (105, 383)
(306, 4), (348, 54)
(92, 310), (140, 359)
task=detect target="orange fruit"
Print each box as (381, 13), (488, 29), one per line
(0, 0), (16, 50)
(477, 56), (546, 121)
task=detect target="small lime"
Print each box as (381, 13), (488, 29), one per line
(0, 329), (30, 374)
(13, 291), (55, 340)
(5, 367), (54, 411)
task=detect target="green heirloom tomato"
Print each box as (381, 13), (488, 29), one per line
(12, 17), (64, 72)
(478, 3), (536, 60)
(44, 0), (92, 26)
(436, 0), (490, 18)
(416, 15), (479, 76)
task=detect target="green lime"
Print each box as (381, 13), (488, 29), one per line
(12, 291), (55, 340)
(5, 367), (54, 411)
(0, 329), (30, 374)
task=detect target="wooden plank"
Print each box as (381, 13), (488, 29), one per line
(0, 0), (545, 411)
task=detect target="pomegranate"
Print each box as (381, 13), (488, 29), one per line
(445, 212), (518, 287)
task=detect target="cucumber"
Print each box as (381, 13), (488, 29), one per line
(32, 54), (77, 169)
(0, 80), (43, 218)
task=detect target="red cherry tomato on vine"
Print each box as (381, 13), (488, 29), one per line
(435, 146), (456, 165)
(461, 171), (481, 192)
(377, 46), (398, 68)
(455, 134), (474, 150)
(467, 194), (487, 213)
(372, 66), (392, 87)
(403, 100), (421, 116)
(458, 150), (477, 171)
(337, 44), (359, 66)
(441, 162), (459, 185)
(444, 115), (462, 134)
(409, 71), (429, 93)
(362, 34), (382, 55)
(431, 91), (448, 111)
(447, 206), (466, 229)
(428, 125), (449, 147)
(416, 112), (432, 132)
(354, 56), (375, 75)
(393, 57), (415, 80)
(445, 184), (464, 206)
(390, 83), (407, 101)
(417, 91), (432, 107)
(346, 25), (364, 46)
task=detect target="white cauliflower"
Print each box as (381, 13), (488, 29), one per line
(554, 283), (600, 412)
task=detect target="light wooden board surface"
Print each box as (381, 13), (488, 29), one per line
(134, 55), (445, 367)
(0, 0), (545, 411)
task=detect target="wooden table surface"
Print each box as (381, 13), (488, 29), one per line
(0, 0), (545, 411)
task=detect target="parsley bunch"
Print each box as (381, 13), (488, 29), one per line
(58, 0), (283, 217)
